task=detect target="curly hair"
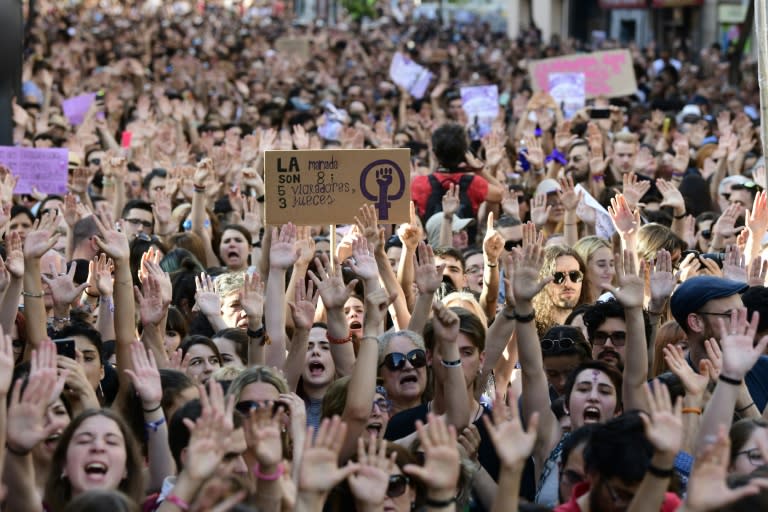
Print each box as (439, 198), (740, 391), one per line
(532, 245), (590, 336)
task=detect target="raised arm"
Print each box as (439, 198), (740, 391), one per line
(397, 202), (423, 311)
(511, 227), (560, 469)
(602, 250), (648, 412)
(191, 158), (220, 267)
(22, 212), (62, 355)
(559, 176), (583, 248)
(264, 223), (299, 369)
(439, 184), (461, 248)
(308, 253), (359, 378)
(0, 233), (23, 336)
(429, 302), (470, 432)
(284, 280), (319, 392)
(408, 243), (442, 335)
(694, 310), (768, 455)
(608, 194), (640, 270)
(480, 212), (504, 319)
(240, 272), (266, 366)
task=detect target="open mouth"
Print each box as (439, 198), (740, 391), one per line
(399, 374), (418, 386)
(349, 321), (362, 331)
(44, 433), (61, 449)
(84, 462), (109, 481)
(227, 251), (241, 261)
(583, 407), (601, 423)
(308, 361), (325, 376)
(366, 422), (383, 436)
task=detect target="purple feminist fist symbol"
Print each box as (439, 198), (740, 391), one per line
(360, 159), (405, 220)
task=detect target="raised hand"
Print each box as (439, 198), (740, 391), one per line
(722, 245), (747, 283)
(152, 189), (173, 230)
(397, 202), (424, 251)
(648, 250), (675, 306)
(441, 183), (460, 217)
(87, 253), (114, 298)
(403, 414), (460, 495)
(124, 342), (163, 409)
(23, 211), (61, 260)
(603, 249), (644, 309)
(288, 279), (318, 331)
(621, 172), (650, 211)
(241, 195), (262, 240)
(745, 190), (768, 235)
(135, 273), (165, 327)
(747, 257), (767, 287)
(0, 326), (15, 396)
(483, 212), (504, 265)
(656, 178), (686, 213)
(41, 261), (89, 308)
(308, 253), (358, 310)
(239, 272), (265, 322)
(641, 382), (683, 456)
(182, 381), (234, 481)
(195, 273), (222, 318)
(414, 242), (443, 296)
(348, 438), (395, 507)
(501, 188), (521, 220)
(712, 204), (741, 240)
(483, 390), (539, 470)
(269, 223), (299, 270)
(4, 232), (23, 279)
(294, 226), (316, 268)
(299, 416), (359, 494)
(511, 241), (551, 303)
(530, 193), (551, 227)
(245, 405), (284, 468)
(525, 135), (545, 171)
(608, 194), (640, 237)
(558, 175), (583, 213)
(431, 301), (460, 346)
(663, 345), (709, 401)
(92, 213), (130, 262)
(718, 309), (768, 381)
(347, 236), (378, 283)
(354, 203), (383, 253)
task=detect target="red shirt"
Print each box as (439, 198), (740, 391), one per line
(411, 171), (489, 218)
(554, 482), (682, 512)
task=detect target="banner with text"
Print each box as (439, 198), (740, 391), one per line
(264, 149), (411, 225)
(529, 50), (637, 99)
(0, 146), (69, 195)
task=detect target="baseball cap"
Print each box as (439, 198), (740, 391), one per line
(425, 212), (474, 247)
(670, 276), (748, 329)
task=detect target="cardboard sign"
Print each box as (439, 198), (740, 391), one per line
(388, 53), (433, 99)
(274, 37), (311, 61)
(548, 73), (585, 119)
(460, 85), (499, 138)
(529, 50), (637, 99)
(0, 146), (69, 195)
(264, 149), (411, 226)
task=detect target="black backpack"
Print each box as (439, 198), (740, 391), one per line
(423, 173), (476, 223)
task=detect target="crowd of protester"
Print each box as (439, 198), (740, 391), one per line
(4, 0), (768, 510)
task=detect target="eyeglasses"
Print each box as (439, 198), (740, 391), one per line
(700, 229), (712, 240)
(504, 239), (523, 251)
(124, 218), (153, 228)
(379, 349), (427, 372)
(552, 270), (583, 285)
(736, 448), (765, 466)
(372, 397), (392, 413)
(593, 331), (627, 347)
(386, 475), (410, 498)
(541, 337), (576, 352)
(234, 400), (284, 417)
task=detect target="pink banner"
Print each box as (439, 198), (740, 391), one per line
(528, 50), (637, 99)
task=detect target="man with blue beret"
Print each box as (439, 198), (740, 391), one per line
(670, 275), (768, 411)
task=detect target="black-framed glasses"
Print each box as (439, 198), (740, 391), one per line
(379, 349), (427, 372)
(553, 270), (583, 285)
(504, 239), (523, 251)
(593, 331), (627, 347)
(700, 229), (712, 240)
(541, 337), (576, 352)
(736, 448), (765, 466)
(123, 217), (153, 228)
(386, 475), (410, 498)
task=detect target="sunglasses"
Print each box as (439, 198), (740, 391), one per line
(593, 330), (627, 347)
(553, 270), (583, 285)
(379, 349), (427, 372)
(700, 229), (712, 240)
(504, 239), (523, 251)
(387, 475), (410, 498)
(234, 400), (285, 417)
(541, 337), (576, 352)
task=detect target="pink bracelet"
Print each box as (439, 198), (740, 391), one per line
(166, 494), (190, 510)
(253, 462), (285, 481)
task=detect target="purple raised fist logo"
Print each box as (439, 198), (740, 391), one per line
(360, 159), (405, 221)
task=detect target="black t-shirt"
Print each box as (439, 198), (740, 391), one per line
(384, 403), (537, 505)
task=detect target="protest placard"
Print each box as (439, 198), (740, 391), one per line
(62, 93), (96, 126)
(264, 149), (411, 226)
(460, 85), (499, 138)
(548, 73), (585, 119)
(388, 53), (433, 99)
(0, 146), (69, 195)
(274, 36), (311, 62)
(574, 184), (615, 240)
(529, 50), (637, 99)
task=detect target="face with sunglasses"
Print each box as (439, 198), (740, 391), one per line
(591, 318), (628, 367)
(546, 256), (584, 309)
(384, 471), (415, 511)
(378, 336), (428, 411)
